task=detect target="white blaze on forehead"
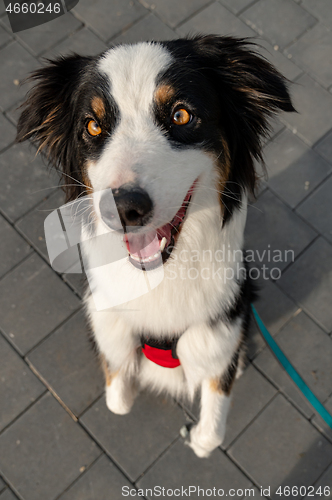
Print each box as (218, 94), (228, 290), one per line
(98, 42), (172, 115)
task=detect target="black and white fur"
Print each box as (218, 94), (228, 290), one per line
(17, 36), (294, 458)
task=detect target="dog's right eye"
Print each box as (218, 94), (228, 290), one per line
(171, 108), (192, 126)
(87, 120), (102, 136)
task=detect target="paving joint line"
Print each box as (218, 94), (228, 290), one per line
(22, 306), (82, 359)
(107, 11), (151, 44)
(78, 413), (139, 490)
(171, 0), (217, 31)
(0, 389), (47, 438)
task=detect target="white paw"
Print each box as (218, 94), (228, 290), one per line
(105, 385), (133, 415)
(185, 424), (222, 458)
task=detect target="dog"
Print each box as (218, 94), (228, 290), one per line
(16, 35), (294, 458)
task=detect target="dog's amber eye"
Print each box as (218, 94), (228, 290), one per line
(172, 108), (191, 126)
(87, 120), (102, 136)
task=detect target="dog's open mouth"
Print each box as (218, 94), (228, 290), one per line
(124, 180), (197, 271)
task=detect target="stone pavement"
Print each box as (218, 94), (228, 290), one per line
(0, 0), (332, 498)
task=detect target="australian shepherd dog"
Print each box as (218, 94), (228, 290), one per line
(17, 35), (294, 457)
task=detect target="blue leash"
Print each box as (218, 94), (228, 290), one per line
(251, 304), (332, 430)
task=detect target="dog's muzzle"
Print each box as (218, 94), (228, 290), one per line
(99, 183), (153, 231)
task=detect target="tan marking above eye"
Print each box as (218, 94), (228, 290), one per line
(91, 96), (105, 119)
(172, 108), (191, 126)
(87, 120), (102, 136)
(155, 84), (175, 105)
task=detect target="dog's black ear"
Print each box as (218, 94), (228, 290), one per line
(16, 54), (92, 201)
(193, 35), (295, 194)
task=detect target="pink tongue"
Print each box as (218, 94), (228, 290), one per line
(124, 180), (196, 259)
(125, 226), (170, 259)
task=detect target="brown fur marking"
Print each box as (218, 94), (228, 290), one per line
(208, 139), (231, 215)
(100, 354), (118, 386)
(91, 96), (105, 120)
(155, 84), (175, 105)
(210, 348), (240, 395)
(82, 165), (93, 195)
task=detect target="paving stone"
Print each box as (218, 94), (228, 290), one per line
(111, 13), (176, 45)
(0, 392), (101, 500)
(0, 143), (59, 222)
(27, 310), (103, 417)
(1, 12), (81, 57)
(279, 237), (332, 332)
(4, 99), (24, 126)
(246, 279), (299, 359)
(177, 2), (256, 38)
(312, 395), (332, 444)
(264, 129), (332, 208)
(80, 391), (185, 481)
(252, 38), (303, 83)
(222, 364), (277, 449)
(0, 25), (12, 49)
(0, 41), (39, 112)
(296, 176), (332, 244)
(0, 113), (16, 151)
(244, 188), (316, 274)
(310, 463), (332, 499)
(0, 252), (80, 355)
(229, 394), (332, 495)
(280, 74), (332, 146)
(302, 0), (332, 30)
(266, 116), (285, 141)
(241, 0), (317, 49)
(0, 334), (45, 432)
(285, 24), (332, 90)
(63, 272), (87, 298)
(16, 189), (65, 261)
(0, 490), (19, 500)
(73, 0), (146, 42)
(137, 438), (253, 498)
(140, 0), (211, 29)
(42, 27), (107, 59)
(0, 215), (31, 279)
(58, 454), (132, 500)
(219, 0), (257, 15)
(255, 310), (332, 418)
(314, 128), (332, 164)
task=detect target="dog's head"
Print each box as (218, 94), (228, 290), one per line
(17, 35), (294, 269)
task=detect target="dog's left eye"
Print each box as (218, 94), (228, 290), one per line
(171, 108), (192, 126)
(87, 120), (102, 136)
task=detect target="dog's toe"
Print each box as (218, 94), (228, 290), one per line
(183, 423), (222, 458)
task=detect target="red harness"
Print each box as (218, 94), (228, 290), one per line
(141, 337), (180, 368)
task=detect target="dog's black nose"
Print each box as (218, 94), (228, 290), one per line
(99, 184), (153, 231)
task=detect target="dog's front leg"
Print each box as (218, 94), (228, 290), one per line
(87, 297), (138, 415)
(101, 355), (138, 415)
(187, 379), (233, 458)
(177, 321), (241, 457)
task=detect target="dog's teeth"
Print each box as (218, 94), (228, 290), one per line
(153, 252), (160, 258)
(160, 237), (167, 252)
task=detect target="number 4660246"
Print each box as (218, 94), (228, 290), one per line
(6, 3), (61, 14)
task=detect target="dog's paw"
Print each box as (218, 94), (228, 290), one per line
(183, 424), (221, 458)
(105, 385), (133, 415)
